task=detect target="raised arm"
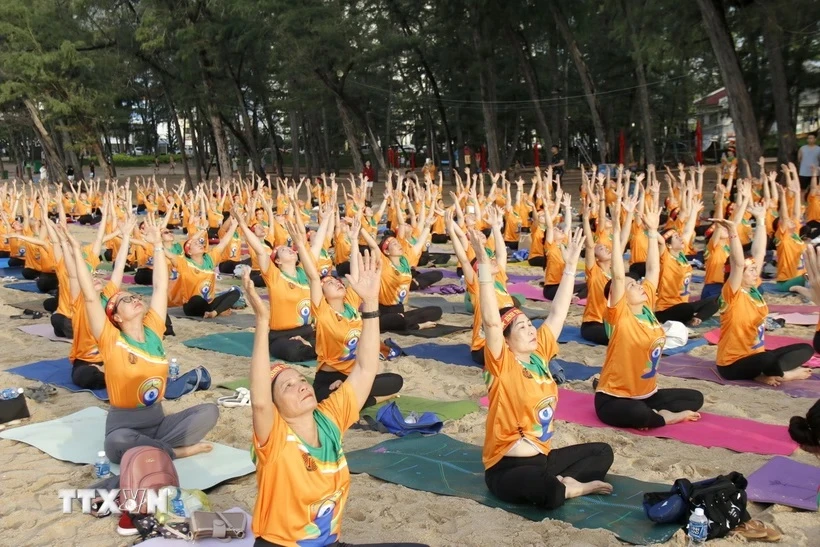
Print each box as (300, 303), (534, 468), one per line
(287, 219), (322, 308)
(469, 228), (504, 360)
(64, 226), (106, 340)
(211, 218), (239, 257)
(486, 205), (507, 268)
(232, 207), (271, 274)
(582, 195), (596, 270)
(243, 268), (276, 446)
(542, 228), (585, 339)
(643, 183), (662, 289)
(143, 223), (169, 321)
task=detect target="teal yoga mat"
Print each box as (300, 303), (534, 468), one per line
(184, 331), (317, 367)
(347, 434), (681, 545)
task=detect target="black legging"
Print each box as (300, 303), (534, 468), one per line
(717, 343), (814, 381)
(250, 269), (265, 288)
(485, 443), (614, 510)
(134, 268), (153, 285)
(22, 267), (39, 280)
(335, 261), (351, 278)
(218, 259), (249, 274)
(379, 304), (443, 333)
(594, 388), (704, 429)
(78, 214), (101, 225)
(655, 296), (719, 324)
(814, 330), (820, 354)
(542, 282), (588, 300)
(528, 256), (546, 268)
(431, 233), (448, 244)
(43, 296), (57, 313)
(504, 240), (519, 251)
(471, 348), (484, 366)
(313, 369), (403, 408)
(51, 313), (73, 338)
(72, 359), (106, 390)
(580, 321), (609, 345)
(8, 257), (25, 267)
(36, 272), (58, 293)
(629, 262), (646, 278)
(268, 324), (317, 362)
(410, 270), (443, 291)
(182, 288), (241, 317)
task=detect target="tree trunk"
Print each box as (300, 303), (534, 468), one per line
(321, 106), (331, 171)
(198, 51), (233, 179)
(188, 108), (203, 182)
(262, 102), (285, 178)
(59, 124), (83, 179)
(164, 91), (192, 187)
(695, 0), (763, 174)
(761, 13), (796, 164)
(231, 78), (263, 178)
(24, 98), (66, 182)
(336, 98), (364, 174)
(548, 1), (609, 163)
(92, 138), (115, 179)
(289, 109), (301, 180)
(471, 3), (501, 172)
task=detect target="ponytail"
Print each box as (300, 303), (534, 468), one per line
(789, 400), (820, 448)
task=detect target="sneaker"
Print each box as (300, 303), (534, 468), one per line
(117, 513), (139, 536)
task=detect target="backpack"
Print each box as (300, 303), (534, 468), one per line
(120, 446), (180, 514)
(643, 472), (750, 540)
(375, 402), (443, 436)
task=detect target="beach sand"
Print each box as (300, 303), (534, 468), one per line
(1, 222), (818, 547)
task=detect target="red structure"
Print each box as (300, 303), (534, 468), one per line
(695, 120), (703, 164)
(533, 143), (540, 167)
(619, 129), (625, 165)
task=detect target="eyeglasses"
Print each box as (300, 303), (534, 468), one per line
(114, 294), (142, 313)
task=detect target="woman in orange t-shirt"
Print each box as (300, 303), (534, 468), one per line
(527, 209), (547, 268)
(713, 195), (813, 384)
(595, 185), (703, 429)
(472, 226), (613, 510)
(542, 193), (587, 300)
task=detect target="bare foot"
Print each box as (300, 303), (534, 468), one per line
(417, 321), (437, 330)
(558, 476), (613, 499)
(689, 317), (702, 327)
(782, 368), (813, 381)
(754, 375), (782, 386)
(656, 409), (701, 425)
(219, 308), (233, 317)
(789, 285), (814, 303)
(204, 311), (218, 319)
(174, 442), (213, 458)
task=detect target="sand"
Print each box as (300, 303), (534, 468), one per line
(1, 220), (819, 546)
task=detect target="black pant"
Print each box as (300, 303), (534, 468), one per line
(207, 227), (219, 239)
(134, 268), (153, 285)
(528, 256), (546, 268)
(379, 304), (442, 332)
(22, 267), (39, 280)
(814, 330), (820, 354)
(580, 321), (609, 345)
(484, 443), (614, 510)
(51, 313), (73, 338)
(37, 272), (58, 293)
(8, 257), (24, 267)
(431, 233), (448, 244)
(78, 214), (100, 225)
(182, 288), (241, 317)
(313, 369), (403, 408)
(504, 240), (519, 251)
(410, 270), (443, 291)
(219, 260), (248, 274)
(72, 359), (107, 390)
(594, 389), (704, 429)
(103, 249), (113, 262)
(718, 343), (813, 380)
(250, 270), (265, 288)
(543, 282), (588, 300)
(471, 348), (484, 366)
(43, 296), (57, 313)
(655, 296), (719, 324)
(268, 325), (317, 362)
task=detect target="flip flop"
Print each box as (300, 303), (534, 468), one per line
(217, 387), (251, 408)
(729, 521), (768, 540)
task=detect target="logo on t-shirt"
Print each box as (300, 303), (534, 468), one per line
(534, 396), (556, 442)
(301, 490), (343, 546)
(137, 377), (164, 407)
(643, 337), (665, 379)
(298, 299), (312, 325)
(680, 272), (692, 296)
(342, 329), (361, 361)
(751, 322), (765, 350)
(397, 288), (408, 304)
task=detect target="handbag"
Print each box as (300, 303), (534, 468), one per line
(190, 511), (247, 540)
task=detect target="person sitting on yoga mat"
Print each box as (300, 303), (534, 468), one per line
(389, 188), (442, 291)
(359, 216), (442, 333)
(713, 189), (814, 385)
(527, 209), (547, 268)
(789, 399), (820, 456)
(132, 206), (177, 286)
(246, 247), (425, 547)
(654, 183), (718, 326)
(542, 192), (587, 301)
(772, 179), (807, 294)
(595, 184), (704, 429)
(292, 218), (403, 406)
(216, 215), (245, 275)
(803, 245), (820, 354)
(580, 179), (641, 345)
(161, 217), (241, 318)
(69, 220), (218, 496)
(11, 200), (59, 290)
(333, 208), (355, 278)
(501, 178), (523, 250)
(473, 225), (614, 510)
(448, 207), (514, 366)
(700, 182), (735, 300)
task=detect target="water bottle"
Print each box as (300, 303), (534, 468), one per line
(459, 275), (465, 289)
(168, 358), (180, 381)
(94, 451), (111, 479)
(0, 388), (23, 400)
(405, 411), (419, 424)
(687, 507), (708, 545)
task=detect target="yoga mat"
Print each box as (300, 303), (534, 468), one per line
(4, 281), (41, 293)
(346, 434), (681, 545)
(17, 323), (71, 343)
(746, 456), (820, 511)
(760, 282), (783, 294)
(768, 304), (820, 314)
(184, 332), (317, 366)
(417, 268), (542, 284)
(0, 257), (9, 268)
(418, 268), (458, 279)
(555, 388), (797, 456)
(552, 325), (705, 355)
(8, 298), (47, 312)
(660, 338), (709, 356)
(661, 354), (820, 399)
(0, 407), (255, 491)
(410, 295), (544, 320)
(704, 329), (819, 358)
(508, 282), (549, 302)
(140, 507), (254, 546)
(168, 307), (257, 329)
(121, 274), (136, 284)
(7, 358), (109, 400)
(384, 324), (470, 338)
(128, 285), (154, 296)
(417, 283), (464, 295)
(403, 342), (477, 367)
(363, 396), (479, 421)
(770, 312), (819, 326)
(0, 267), (25, 280)
(553, 358), (601, 381)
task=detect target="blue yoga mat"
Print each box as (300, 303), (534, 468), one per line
(548, 324), (709, 356)
(0, 267), (25, 280)
(691, 274), (704, 283)
(7, 358), (108, 400)
(661, 338), (708, 355)
(554, 358), (600, 381)
(404, 342), (477, 367)
(760, 282), (784, 294)
(4, 281), (41, 293)
(0, 257), (9, 268)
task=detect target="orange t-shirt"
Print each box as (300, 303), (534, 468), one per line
(252, 382), (358, 547)
(703, 236), (730, 285)
(55, 260), (72, 318)
(334, 233), (352, 265)
(774, 227), (806, 281)
(503, 209), (521, 242)
(70, 282), (119, 364)
(598, 281), (665, 398)
(378, 254), (413, 307)
(313, 290), (362, 374)
(466, 273), (514, 352)
(543, 242), (565, 286)
(262, 265), (312, 331)
(482, 325), (559, 469)
(716, 284), (767, 366)
(529, 225), (546, 258)
(220, 231), (243, 263)
(630, 225), (648, 265)
(807, 194), (820, 223)
(172, 250), (220, 303)
(657, 248), (692, 311)
(316, 248), (333, 278)
(582, 263), (610, 324)
(97, 309), (168, 408)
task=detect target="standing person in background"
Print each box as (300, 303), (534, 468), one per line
(422, 158), (437, 182)
(464, 144), (472, 177)
(550, 145), (564, 194)
(798, 133), (820, 193)
(362, 160), (376, 204)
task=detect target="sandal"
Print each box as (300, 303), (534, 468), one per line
(729, 521), (768, 540)
(217, 387), (251, 408)
(745, 520), (782, 542)
(24, 383), (58, 403)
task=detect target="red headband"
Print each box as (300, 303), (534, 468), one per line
(380, 237), (396, 254)
(500, 308), (524, 331)
(270, 362), (290, 383)
(105, 292), (124, 325)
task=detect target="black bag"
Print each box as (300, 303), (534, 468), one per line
(643, 472), (750, 540)
(0, 393), (30, 425)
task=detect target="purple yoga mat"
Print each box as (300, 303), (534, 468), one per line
(768, 304), (820, 314)
(746, 456), (820, 511)
(662, 354), (820, 399)
(418, 284), (465, 295)
(417, 268), (541, 284)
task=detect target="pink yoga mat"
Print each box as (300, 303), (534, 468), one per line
(770, 312), (819, 326)
(768, 304), (820, 314)
(703, 329), (820, 367)
(508, 282), (549, 301)
(553, 389), (797, 456)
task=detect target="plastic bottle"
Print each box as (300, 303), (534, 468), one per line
(405, 411), (419, 424)
(0, 388), (23, 400)
(459, 275), (465, 289)
(94, 451), (111, 479)
(687, 507), (708, 545)
(169, 358), (180, 381)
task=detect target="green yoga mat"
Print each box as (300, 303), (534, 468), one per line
(362, 395), (479, 421)
(347, 435), (681, 546)
(128, 285), (154, 296)
(186, 331), (316, 366)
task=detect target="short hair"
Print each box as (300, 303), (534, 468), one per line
(603, 272), (642, 300)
